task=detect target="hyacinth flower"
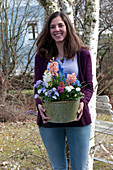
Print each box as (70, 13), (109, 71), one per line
(43, 70), (52, 87)
(58, 81), (65, 93)
(58, 63), (64, 77)
(66, 73), (77, 85)
(57, 81), (66, 100)
(48, 61), (58, 77)
(72, 79), (81, 87)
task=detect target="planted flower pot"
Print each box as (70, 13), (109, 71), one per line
(43, 100), (80, 123)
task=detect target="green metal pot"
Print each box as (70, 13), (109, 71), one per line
(43, 100), (80, 123)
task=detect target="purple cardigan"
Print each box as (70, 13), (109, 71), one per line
(34, 48), (93, 126)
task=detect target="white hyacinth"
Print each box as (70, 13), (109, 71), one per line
(43, 70), (52, 87)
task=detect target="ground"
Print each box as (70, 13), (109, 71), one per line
(0, 93), (113, 169)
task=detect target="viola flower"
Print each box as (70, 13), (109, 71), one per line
(45, 90), (51, 97)
(38, 89), (42, 94)
(76, 87), (81, 91)
(42, 88), (46, 93)
(54, 91), (59, 97)
(34, 94), (39, 99)
(65, 85), (75, 92)
(34, 80), (43, 88)
(52, 96), (57, 100)
(66, 73), (76, 85)
(51, 87), (57, 92)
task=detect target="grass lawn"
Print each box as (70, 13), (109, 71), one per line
(0, 90), (113, 169)
(0, 116), (113, 170)
(0, 117), (51, 170)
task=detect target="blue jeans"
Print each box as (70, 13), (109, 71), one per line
(39, 125), (91, 170)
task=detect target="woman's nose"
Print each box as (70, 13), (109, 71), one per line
(55, 25), (60, 31)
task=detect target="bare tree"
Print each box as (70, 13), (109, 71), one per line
(0, 0), (44, 104)
(0, 0), (43, 78)
(97, 0), (113, 95)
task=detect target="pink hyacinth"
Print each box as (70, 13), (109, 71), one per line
(48, 61), (58, 76)
(58, 81), (65, 93)
(66, 73), (76, 85)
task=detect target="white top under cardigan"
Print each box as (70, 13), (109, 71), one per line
(55, 55), (79, 79)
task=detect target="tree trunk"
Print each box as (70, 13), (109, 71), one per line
(59, 0), (74, 26)
(83, 0), (100, 169)
(38, 0), (60, 19)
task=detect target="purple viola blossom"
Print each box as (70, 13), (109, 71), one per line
(34, 94), (39, 99)
(54, 91), (59, 97)
(27, 110), (36, 115)
(36, 80), (43, 85)
(52, 87), (57, 92)
(33, 84), (36, 88)
(45, 90), (51, 97)
(38, 89), (42, 94)
(42, 88), (46, 93)
(34, 80), (43, 88)
(42, 82), (46, 87)
(52, 96), (57, 100)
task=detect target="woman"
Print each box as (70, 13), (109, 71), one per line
(34, 11), (93, 170)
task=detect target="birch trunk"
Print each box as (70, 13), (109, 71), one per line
(60, 0), (74, 26)
(38, 0), (60, 19)
(83, 0), (100, 169)
(38, 0), (74, 25)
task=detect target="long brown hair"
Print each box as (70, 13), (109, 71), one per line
(36, 11), (87, 60)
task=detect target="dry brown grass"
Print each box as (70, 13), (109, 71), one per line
(0, 90), (113, 169)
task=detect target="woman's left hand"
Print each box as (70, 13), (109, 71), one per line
(76, 102), (84, 121)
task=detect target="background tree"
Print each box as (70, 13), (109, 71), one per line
(0, 0), (44, 102)
(97, 0), (113, 96)
(0, 0), (43, 77)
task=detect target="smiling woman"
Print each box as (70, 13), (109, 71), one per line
(34, 11), (93, 170)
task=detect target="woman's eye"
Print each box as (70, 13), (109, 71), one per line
(50, 25), (55, 29)
(59, 24), (64, 28)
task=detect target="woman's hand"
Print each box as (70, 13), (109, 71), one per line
(38, 104), (50, 124)
(76, 102), (84, 121)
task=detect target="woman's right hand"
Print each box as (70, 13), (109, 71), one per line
(38, 104), (50, 124)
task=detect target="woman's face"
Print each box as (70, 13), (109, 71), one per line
(50, 16), (67, 43)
